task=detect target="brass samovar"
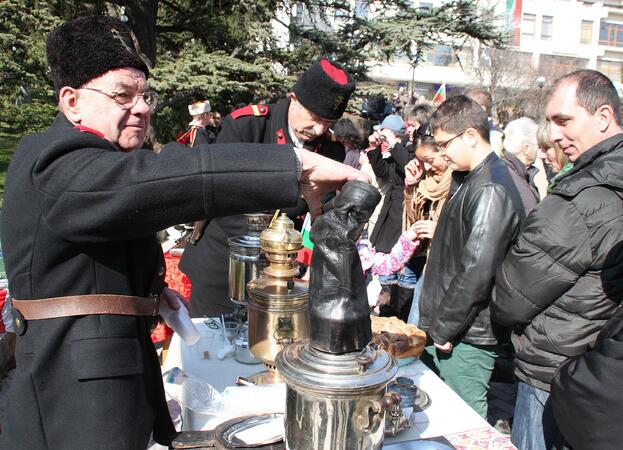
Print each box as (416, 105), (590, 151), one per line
(246, 214), (309, 384)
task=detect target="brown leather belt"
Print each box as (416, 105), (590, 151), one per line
(12, 295), (160, 320)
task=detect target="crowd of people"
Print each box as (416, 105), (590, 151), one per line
(0, 14), (621, 450)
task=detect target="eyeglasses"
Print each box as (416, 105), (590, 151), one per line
(435, 130), (467, 153)
(81, 87), (158, 111)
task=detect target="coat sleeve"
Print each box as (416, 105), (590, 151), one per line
(491, 195), (593, 328)
(34, 137), (299, 243)
(428, 184), (520, 345)
(550, 309), (623, 450)
(366, 148), (389, 180)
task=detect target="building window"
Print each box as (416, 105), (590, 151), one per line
(599, 21), (623, 47)
(597, 59), (622, 81)
(540, 54), (588, 76)
(522, 13), (536, 39)
(541, 15), (553, 41)
(425, 45), (456, 67)
(581, 20), (593, 45)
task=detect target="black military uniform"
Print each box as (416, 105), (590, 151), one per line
(180, 98), (346, 317)
(0, 16), (301, 450)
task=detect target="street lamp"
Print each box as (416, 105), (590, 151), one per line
(536, 76), (547, 118)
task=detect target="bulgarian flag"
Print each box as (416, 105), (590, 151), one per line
(433, 82), (447, 104)
(297, 213), (314, 266)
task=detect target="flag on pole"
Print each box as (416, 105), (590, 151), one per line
(296, 213), (314, 266)
(432, 83), (446, 104)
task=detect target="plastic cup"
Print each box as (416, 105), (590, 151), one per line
(194, 329), (215, 360)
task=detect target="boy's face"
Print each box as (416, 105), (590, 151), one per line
(433, 128), (472, 171)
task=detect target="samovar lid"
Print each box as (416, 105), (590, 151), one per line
(247, 277), (309, 304)
(260, 214), (302, 252)
(245, 213), (273, 232)
(275, 339), (398, 394)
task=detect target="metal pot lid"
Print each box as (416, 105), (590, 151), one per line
(275, 340), (398, 394)
(387, 377), (431, 412)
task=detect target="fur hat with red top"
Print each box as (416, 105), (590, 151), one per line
(46, 15), (150, 94)
(292, 58), (356, 120)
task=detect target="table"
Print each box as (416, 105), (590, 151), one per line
(162, 320), (515, 449)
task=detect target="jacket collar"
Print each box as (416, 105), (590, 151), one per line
(552, 133), (623, 196)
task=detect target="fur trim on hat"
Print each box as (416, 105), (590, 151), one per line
(188, 100), (211, 115)
(46, 15), (150, 93)
(292, 58), (356, 120)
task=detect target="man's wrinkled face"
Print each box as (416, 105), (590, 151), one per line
(288, 96), (335, 142)
(546, 81), (604, 162)
(78, 67), (150, 152)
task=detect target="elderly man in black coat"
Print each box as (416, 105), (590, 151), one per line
(0, 16), (365, 450)
(180, 58), (356, 318)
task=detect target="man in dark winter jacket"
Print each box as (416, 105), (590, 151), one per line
(180, 59), (355, 317)
(551, 305), (623, 450)
(419, 95), (525, 418)
(0, 16), (365, 450)
(492, 69), (623, 450)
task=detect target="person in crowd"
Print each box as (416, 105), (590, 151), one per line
(403, 125), (452, 325)
(403, 103), (433, 145)
(210, 110), (223, 135)
(536, 120), (568, 181)
(334, 117), (363, 169)
(465, 88), (503, 156)
(0, 16), (365, 450)
(491, 69), (623, 450)
(179, 58), (355, 318)
(366, 114), (416, 321)
(176, 100), (217, 146)
(502, 117), (548, 199)
(550, 304), (623, 450)
(418, 95), (525, 419)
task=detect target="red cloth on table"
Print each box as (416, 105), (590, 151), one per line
(0, 289), (7, 333)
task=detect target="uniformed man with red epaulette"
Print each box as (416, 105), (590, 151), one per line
(180, 59), (357, 317)
(176, 100), (216, 146)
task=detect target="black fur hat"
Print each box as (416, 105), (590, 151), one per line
(46, 15), (150, 93)
(292, 59), (356, 120)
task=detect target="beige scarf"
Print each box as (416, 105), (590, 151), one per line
(403, 169), (453, 231)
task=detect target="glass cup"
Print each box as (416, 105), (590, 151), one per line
(194, 329), (215, 360)
(223, 322), (240, 345)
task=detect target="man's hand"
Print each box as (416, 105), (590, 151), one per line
(299, 149), (370, 217)
(405, 159), (424, 186)
(414, 220), (437, 240)
(161, 286), (190, 312)
(434, 341), (453, 353)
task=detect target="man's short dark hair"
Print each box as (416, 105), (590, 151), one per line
(429, 95), (490, 143)
(550, 70), (621, 126)
(464, 88), (493, 116)
(404, 104), (433, 125)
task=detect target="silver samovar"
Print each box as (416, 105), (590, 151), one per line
(275, 181), (401, 450)
(246, 214), (309, 384)
(227, 213), (272, 322)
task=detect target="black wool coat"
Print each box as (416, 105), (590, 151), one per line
(0, 114), (299, 449)
(179, 99), (345, 317)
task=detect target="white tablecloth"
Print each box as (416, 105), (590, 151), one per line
(162, 319), (492, 443)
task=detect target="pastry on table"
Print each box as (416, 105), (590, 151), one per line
(370, 316), (427, 359)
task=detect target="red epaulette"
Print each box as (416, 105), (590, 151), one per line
(230, 104), (270, 120)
